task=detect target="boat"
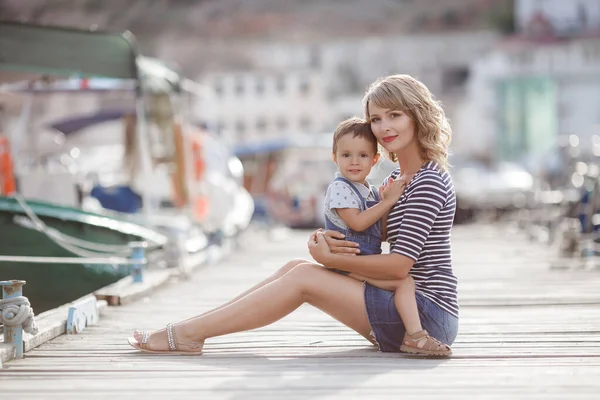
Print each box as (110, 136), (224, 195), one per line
(0, 22), (253, 313)
(0, 196), (168, 312)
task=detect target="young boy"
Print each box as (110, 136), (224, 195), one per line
(323, 117), (451, 356)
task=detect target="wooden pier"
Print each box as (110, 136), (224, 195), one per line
(1, 224), (599, 399)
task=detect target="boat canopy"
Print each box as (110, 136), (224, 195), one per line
(0, 21), (138, 79)
(0, 22), (182, 93)
(47, 108), (134, 136)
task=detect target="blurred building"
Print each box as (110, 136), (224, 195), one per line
(461, 0), (600, 164)
(1, 0), (507, 152)
(197, 69), (329, 144)
(191, 31), (499, 146)
(515, 0), (600, 36)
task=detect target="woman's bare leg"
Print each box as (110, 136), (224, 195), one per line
(133, 262), (373, 351)
(186, 258), (307, 320)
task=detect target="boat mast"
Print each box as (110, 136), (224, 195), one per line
(133, 67), (155, 220)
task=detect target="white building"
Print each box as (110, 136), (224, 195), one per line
(196, 69), (329, 145)
(458, 0), (600, 163)
(189, 30), (499, 148)
(463, 35), (600, 163)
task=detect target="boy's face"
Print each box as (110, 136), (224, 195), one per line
(333, 133), (380, 183)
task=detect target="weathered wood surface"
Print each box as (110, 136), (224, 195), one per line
(1, 224), (599, 399)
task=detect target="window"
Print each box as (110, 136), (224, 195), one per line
(299, 77), (311, 95)
(236, 121), (246, 136)
(276, 117), (288, 132)
(255, 77), (265, 95)
(299, 116), (311, 132)
(336, 64), (361, 94)
(216, 120), (225, 134)
(235, 77), (245, 95)
(584, 43), (600, 62)
(214, 79), (224, 96)
(309, 45), (321, 69)
(510, 52), (533, 66)
(442, 9), (459, 27)
(256, 118), (267, 132)
(276, 76), (286, 94)
(442, 67), (469, 91)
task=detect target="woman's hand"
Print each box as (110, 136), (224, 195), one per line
(307, 231), (333, 264)
(309, 229), (360, 255)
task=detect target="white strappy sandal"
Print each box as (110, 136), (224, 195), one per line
(127, 322), (204, 355)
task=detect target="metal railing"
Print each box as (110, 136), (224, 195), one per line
(515, 134), (600, 268)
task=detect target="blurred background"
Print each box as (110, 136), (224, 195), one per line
(1, 0), (599, 233)
(2, 0), (600, 388)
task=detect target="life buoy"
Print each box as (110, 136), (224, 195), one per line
(191, 136), (205, 181)
(194, 196), (209, 219)
(169, 125), (208, 220)
(190, 133), (208, 220)
(0, 135), (16, 195)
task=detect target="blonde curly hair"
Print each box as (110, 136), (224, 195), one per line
(363, 74), (452, 170)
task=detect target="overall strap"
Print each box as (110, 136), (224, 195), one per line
(332, 176), (369, 210)
(370, 185), (380, 202)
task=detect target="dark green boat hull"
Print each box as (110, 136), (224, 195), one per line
(0, 197), (167, 313)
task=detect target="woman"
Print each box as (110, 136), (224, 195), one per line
(128, 74), (459, 355)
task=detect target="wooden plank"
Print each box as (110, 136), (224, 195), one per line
(0, 342), (14, 365)
(1, 295), (108, 366)
(94, 269), (171, 305)
(0, 224), (599, 398)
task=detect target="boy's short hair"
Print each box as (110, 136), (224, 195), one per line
(332, 117), (378, 154)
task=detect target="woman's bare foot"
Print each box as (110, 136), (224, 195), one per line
(130, 323), (204, 353)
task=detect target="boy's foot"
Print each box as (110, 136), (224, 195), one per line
(399, 330), (452, 357)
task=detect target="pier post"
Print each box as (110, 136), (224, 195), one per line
(0, 280), (26, 359)
(130, 242), (148, 283)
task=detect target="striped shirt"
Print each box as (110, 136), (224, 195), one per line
(385, 161), (459, 318)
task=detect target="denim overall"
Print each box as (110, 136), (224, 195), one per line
(325, 176), (383, 257)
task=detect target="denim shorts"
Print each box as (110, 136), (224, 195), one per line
(364, 283), (459, 352)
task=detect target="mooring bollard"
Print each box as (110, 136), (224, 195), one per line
(0, 280), (26, 359)
(130, 241), (148, 283)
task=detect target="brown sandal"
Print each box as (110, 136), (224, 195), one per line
(399, 330), (452, 357)
(127, 322), (204, 355)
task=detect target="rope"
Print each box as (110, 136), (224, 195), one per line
(13, 215), (132, 255)
(0, 255), (146, 265)
(14, 194), (134, 256)
(0, 296), (38, 335)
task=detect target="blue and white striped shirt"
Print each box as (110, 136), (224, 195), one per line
(385, 161), (459, 318)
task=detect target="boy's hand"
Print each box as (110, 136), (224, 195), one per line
(380, 177), (407, 204)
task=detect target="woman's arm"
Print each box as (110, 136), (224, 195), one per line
(311, 172), (447, 280)
(323, 244), (413, 280)
(319, 229), (360, 255)
(309, 231), (413, 280)
(348, 273), (401, 291)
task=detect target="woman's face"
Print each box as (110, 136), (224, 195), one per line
(368, 102), (417, 155)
